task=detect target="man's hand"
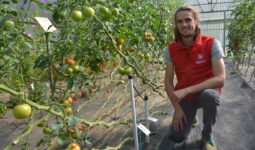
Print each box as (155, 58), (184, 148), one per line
(172, 108), (187, 131)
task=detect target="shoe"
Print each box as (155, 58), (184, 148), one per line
(192, 116), (199, 127)
(203, 137), (217, 150)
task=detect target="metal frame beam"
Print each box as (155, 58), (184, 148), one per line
(189, 1), (233, 6)
(200, 18), (232, 23)
(188, 0), (234, 13)
(199, 9), (233, 13)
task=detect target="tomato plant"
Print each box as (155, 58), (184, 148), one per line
(0, 0), (183, 149)
(227, 0), (255, 72)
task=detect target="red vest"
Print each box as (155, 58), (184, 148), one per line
(168, 35), (220, 100)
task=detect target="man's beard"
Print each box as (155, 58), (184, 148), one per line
(181, 32), (195, 38)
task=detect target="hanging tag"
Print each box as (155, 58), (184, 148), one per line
(147, 116), (159, 123)
(35, 17), (57, 32)
(30, 83), (34, 90)
(137, 123), (151, 136)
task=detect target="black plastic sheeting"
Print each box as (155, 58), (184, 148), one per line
(156, 61), (255, 150)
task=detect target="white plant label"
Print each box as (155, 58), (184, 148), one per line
(35, 17), (57, 32)
(46, 83), (50, 88)
(137, 123), (151, 136)
(30, 83), (34, 90)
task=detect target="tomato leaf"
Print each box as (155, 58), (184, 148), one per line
(89, 63), (101, 72)
(34, 55), (49, 69)
(12, 58), (20, 63)
(2, 1), (10, 4)
(9, 11), (17, 16)
(3, 55), (11, 60)
(50, 123), (63, 130)
(36, 136), (50, 147)
(85, 139), (92, 145)
(67, 76), (74, 89)
(57, 131), (69, 145)
(24, 42), (33, 49)
(68, 116), (80, 125)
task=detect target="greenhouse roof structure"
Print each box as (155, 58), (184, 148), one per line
(186, 0), (234, 13)
(184, 0), (236, 53)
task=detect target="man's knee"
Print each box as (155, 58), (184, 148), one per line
(169, 131), (186, 143)
(200, 89), (220, 107)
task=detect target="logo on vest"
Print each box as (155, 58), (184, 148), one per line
(195, 53), (207, 64)
(197, 54), (205, 60)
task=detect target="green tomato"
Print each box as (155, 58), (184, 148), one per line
(100, 6), (110, 15)
(66, 67), (73, 74)
(3, 20), (15, 30)
(73, 65), (80, 73)
(144, 53), (150, 59)
(119, 80), (125, 84)
(71, 11), (83, 21)
(148, 37), (155, 42)
(43, 127), (53, 134)
(12, 104), (32, 119)
(116, 38), (124, 45)
(66, 39), (73, 45)
(59, 11), (67, 18)
(112, 8), (119, 17)
(65, 107), (72, 115)
(138, 53), (144, 59)
(83, 7), (95, 17)
(37, 120), (47, 127)
(124, 67), (132, 75)
(71, 132), (79, 139)
(0, 102), (7, 114)
(118, 67), (126, 75)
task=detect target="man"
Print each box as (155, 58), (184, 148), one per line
(164, 6), (225, 150)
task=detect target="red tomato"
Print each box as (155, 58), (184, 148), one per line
(66, 97), (73, 104)
(81, 90), (87, 97)
(77, 124), (84, 131)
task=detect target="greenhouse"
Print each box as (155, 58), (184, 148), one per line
(0, 0), (254, 150)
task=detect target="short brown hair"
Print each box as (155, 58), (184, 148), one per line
(174, 6), (201, 41)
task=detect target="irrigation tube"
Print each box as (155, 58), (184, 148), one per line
(128, 75), (139, 150)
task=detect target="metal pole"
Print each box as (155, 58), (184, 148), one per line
(144, 95), (150, 144)
(45, 32), (55, 95)
(223, 11), (226, 54)
(128, 75), (139, 150)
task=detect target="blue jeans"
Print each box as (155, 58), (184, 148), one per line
(170, 89), (220, 142)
